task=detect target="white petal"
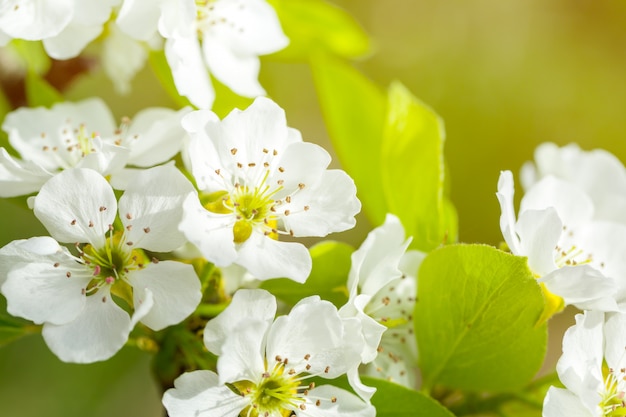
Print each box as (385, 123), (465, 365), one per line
(282, 170), (360, 237)
(556, 311), (604, 400)
(0, 0), (73, 40)
(520, 176), (593, 229)
(273, 141), (331, 196)
(604, 312), (626, 369)
(267, 297), (361, 378)
(204, 288), (276, 355)
(347, 214), (409, 297)
(515, 208), (561, 276)
(346, 367), (376, 403)
(158, 0), (196, 38)
(34, 168), (117, 247)
(163, 370), (249, 417)
(41, 287), (131, 363)
(179, 193), (238, 266)
(0, 236), (63, 284)
(298, 385), (375, 417)
(540, 266), (617, 311)
(126, 107), (190, 167)
(236, 232), (311, 282)
(339, 295), (386, 363)
(0, 147), (51, 197)
(43, 21), (103, 59)
(2, 259), (89, 325)
(542, 386), (594, 417)
(217, 319), (268, 384)
(202, 38), (264, 97)
(128, 261), (201, 331)
(119, 165), (194, 252)
(165, 37), (215, 109)
(496, 170), (521, 254)
(116, 0), (163, 41)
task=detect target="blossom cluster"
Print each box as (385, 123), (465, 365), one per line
(497, 143), (626, 416)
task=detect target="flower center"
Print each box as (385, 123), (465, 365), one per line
(601, 367), (626, 417)
(195, 0), (247, 37)
(79, 232), (148, 304)
(229, 355), (337, 417)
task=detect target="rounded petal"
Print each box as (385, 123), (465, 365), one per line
(41, 287), (131, 363)
(236, 232), (311, 282)
(2, 260), (89, 325)
(542, 386), (593, 417)
(202, 38), (265, 97)
(515, 208), (562, 275)
(129, 261), (201, 331)
(0, 236), (64, 285)
(43, 21), (103, 59)
(282, 170), (360, 237)
(273, 141), (331, 197)
(116, 0), (163, 41)
(126, 107), (190, 167)
(217, 319), (268, 384)
(119, 165), (195, 252)
(204, 288), (276, 355)
(163, 370), (249, 417)
(347, 213), (409, 297)
(0, 0), (73, 40)
(0, 147), (52, 197)
(101, 22), (148, 95)
(34, 168), (117, 247)
(267, 297), (361, 378)
(165, 37), (215, 109)
(540, 266), (617, 311)
(520, 176), (593, 229)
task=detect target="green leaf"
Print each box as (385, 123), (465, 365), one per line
(260, 240), (352, 308)
(10, 40), (51, 75)
(311, 54), (387, 225)
(382, 82), (457, 251)
(25, 71), (63, 107)
(148, 49), (194, 109)
(415, 244), (547, 392)
(363, 377), (455, 417)
(268, 0), (370, 60)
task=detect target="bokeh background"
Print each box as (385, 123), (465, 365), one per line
(1, 0), (626, 415)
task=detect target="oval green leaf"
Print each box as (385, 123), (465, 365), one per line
(415, 244), (547, 392)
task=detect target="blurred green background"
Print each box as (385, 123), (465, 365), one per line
(2, 0), (626, 415)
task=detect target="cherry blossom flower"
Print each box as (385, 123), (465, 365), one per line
(543, 310), (626, 417)
(497, 170), (626, 314)
(116, 0), (289, 108)
(521, 142), (626, 225)
(0, 98), (189, 196)
(0, 0), (118, 59)
(162, 289), (375, 417)
(0, 166), (201, 363)
(340, 214), (423, 398)
(179, 97), (360, 283)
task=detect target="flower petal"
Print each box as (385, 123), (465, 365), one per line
(119, 165), (194, 252)
(0, 147), (52, 197)
(34, 168), (117, 247)
(542, 386), (593, 417)
(163, 370), (249, 417)
(297, 385), (375, 417)
(496, 170), (521, 254)
(0, 0), (73, 40)
(514, 208), (561, 275)
(539, 266), (617, 311)
(236, 232), (311, 282)
(128, 261), (201, 331)
(165, 37), (215, 109)
(41, 287), (131, 363)
(217, 319), (268, 384)
(2, 259), (89, 325)
(204, 288), (276, 355)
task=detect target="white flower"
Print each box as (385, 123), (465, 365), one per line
(340, 214), (423, 397)
(0, 0), (118, 59)
(543, 310), (626, 417)
(0, 98), (190, 196)
(521, 142), (626, 225)
(496, 170), (626, 313)
(117, 0), (289, 108)
(0, 166), (201, 363)
(162, 289), (375, 417)
(179, 97), (360, 283)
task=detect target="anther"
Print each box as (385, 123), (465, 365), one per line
(331, 397), (337, 403)
(316, 400), (321, 406)
(324, 366), (330, 373)
(278, 167), (285, 173)
(126, 213), (132, 220)
(284, 210), (290, 216)
(298, 183), (305, 189)
(53, 263), (60, 268)
(262, 372), (270, 378)
(248, 163), (256, 167)
(215, 169), (221, 175)
(99, 206), (106, 212)
(93, 265), (101, 276)
(105, 276), (115, 284)
(102, 296), (107, 303)
(237, 162), (243, 168)
(70, 219), (77, 225)
(304, 206), (310, 211)
(306, 364), (311, 370)
(126, 241), (133, 246)
(66, 271), (71, 278)
(151, 257), (159, 264)
(126, 225), (132, 230)
(273, 150), (278, 156)
(277, 180), (284, 185)
(299, 404), (306, 410)
(88, 221), (94, 228)
(304, 354), (310, 360)
(275, 355), (282, 362)
(143, 227), (151, 233)
(288, 369), (296, 375)
(309, 383), (315, 389)
(262, 148), (269, 153)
